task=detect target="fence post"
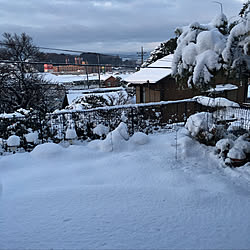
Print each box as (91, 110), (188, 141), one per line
(131, 107), (134, 135)
(184, 102), (187, 122)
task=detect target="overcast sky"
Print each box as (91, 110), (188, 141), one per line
(0, 0), (245, 55)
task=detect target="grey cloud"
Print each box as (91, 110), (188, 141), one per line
(0, 0), (245, 53)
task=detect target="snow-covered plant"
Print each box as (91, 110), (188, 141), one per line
(172, 12), (228, 90)
(25, 131), (39, 144)
(66, 90), (129, 110)
(172, 1), (249, 90)
(185, 112), (227, 145)
(222, 3), (250, 73)
(7, 135), (20, 147)
(93, 124), (109, 138)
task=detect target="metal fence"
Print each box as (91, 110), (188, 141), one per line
(0, 100), (249, 152)
(214, 106), (250, 132)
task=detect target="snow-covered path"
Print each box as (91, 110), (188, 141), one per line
(0, 130), (250, 249)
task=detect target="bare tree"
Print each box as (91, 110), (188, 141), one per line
(0, 32), (54, 113)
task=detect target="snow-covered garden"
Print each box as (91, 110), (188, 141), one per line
(0, 123), (250, 249)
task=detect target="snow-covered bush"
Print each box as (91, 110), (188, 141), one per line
(93, 124), (109, 138)
(130, 132), (149, 145)
(215, 138), (234, 158)
(172, 13), (228, 89)
(7, 135), (20, 147)
(7, 135), (21, 152)
(185, 112), (214, 137)
(66, 90), (129, 110)
(228, 147), (247, 160)
(222, 3), (250, 69)
(25, 131), (39, 144)
(89, 122), (129, 152)
(215, 133), (250, 166)
(185, 111), (229, 145)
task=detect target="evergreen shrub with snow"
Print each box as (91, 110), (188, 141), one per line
(171, 3), (249, 90)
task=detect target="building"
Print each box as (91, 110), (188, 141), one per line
(126, 54), (246, 104)
(102, 75), (121, 88)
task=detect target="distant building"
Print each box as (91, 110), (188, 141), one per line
(44, 60), (112, 75)
(102, 76), (121, 88)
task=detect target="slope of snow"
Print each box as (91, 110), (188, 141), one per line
(0, 129), (250, 249)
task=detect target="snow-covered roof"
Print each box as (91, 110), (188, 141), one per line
(126, 54), (173, 84)
(39, 72), (133, 85)
(40, 73), (90, 84)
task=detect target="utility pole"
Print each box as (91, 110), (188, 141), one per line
(137, 46), (147, 66)
(97, 54), (101, 88)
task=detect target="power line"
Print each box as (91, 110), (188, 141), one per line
(0, 59), (171, 69)
(0, 59), (134, 68)
(0, 42), (113, 56)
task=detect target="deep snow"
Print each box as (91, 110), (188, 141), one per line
(0, 129), (250, 249)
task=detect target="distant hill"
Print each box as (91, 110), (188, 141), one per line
(42, 52), (123, 65)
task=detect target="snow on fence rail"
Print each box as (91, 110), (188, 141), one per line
(48, 99), (201, 140)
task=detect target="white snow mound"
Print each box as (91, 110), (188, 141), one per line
(7, 135), (20, 147)
(93, 124), (109, 137)
(228, 147), (246, 160)
(89, 122), (129, 152)
(215, 139), (234, 152)
(31, 143), (64, 158)
(25, 132), (39, 144)
(130, 132), (149, 145)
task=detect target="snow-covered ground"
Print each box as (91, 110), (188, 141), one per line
(0, 129), (250, 249)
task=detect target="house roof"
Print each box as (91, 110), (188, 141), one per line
(39, 72), (133, 84)
(126, 54), (173, 84)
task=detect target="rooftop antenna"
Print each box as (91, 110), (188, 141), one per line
(212, 1), (223, 13)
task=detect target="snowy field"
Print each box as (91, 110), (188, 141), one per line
(0, 128), (250, 249)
